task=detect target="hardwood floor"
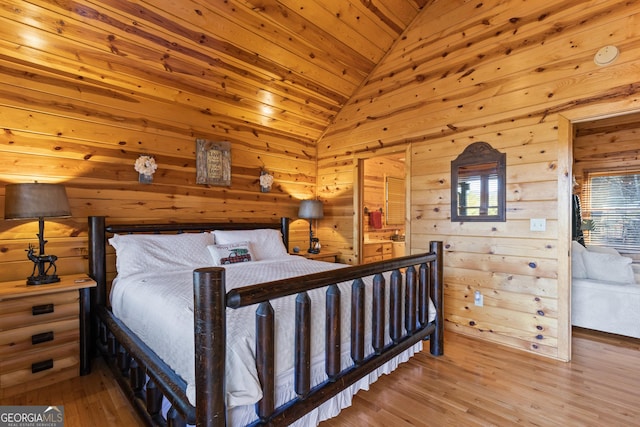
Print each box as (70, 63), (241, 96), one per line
(0, 353), (141, 427)
(323, 328), (640, 426)
(2, 328), (638, 426)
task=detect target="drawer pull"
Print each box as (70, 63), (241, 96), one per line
(32, 331), (54, 345)
(32, 359), (54, 373)
(32, 304), (54, 316)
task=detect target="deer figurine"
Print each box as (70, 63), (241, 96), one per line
(26, 244), (58, 279)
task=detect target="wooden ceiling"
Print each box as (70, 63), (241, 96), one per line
(3, 0), (427, 147)
(574, 112), (640, 138)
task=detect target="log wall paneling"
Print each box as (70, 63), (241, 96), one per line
(2, 0), (420, 281)
(317, 0), (640, 361)
(2, 0), (640, 362)
(573, 113), (640, 180)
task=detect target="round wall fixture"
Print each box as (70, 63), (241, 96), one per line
(594, 45), (619, 66)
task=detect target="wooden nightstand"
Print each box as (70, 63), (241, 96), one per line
(291, 251), (340, 263)
(0, 274), (96, 398)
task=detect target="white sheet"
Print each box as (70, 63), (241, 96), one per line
(110, 255), (436, 423)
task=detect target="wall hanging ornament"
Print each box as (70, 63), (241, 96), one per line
(195, 139), (231, 186)
(134, 155), (158, 184)
(260, 169), (274, 192)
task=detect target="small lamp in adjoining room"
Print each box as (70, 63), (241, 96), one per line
(4, 183), (71, 285)
(298, 199), (324, 254)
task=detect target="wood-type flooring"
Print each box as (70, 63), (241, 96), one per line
(2, 328), (638, 426)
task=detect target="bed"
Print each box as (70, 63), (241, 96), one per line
(571, 240), (640, 339)
(87, 216), (444, 426)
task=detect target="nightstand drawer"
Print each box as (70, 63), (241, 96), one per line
(1, 340), (78, 374)
(0, 291), (79, 330)
(312, 254), (338, 262)
(0, 341), (79, 398)
(0, 318), (79, 357)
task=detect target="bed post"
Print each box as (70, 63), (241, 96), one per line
(193, 267), (227, 426)
(429, 240), (444, 356)
(88, 216), (106, 358)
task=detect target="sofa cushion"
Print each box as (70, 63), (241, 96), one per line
(586, 245), (620, 256)
(571, 241), (588, 279)
(582, 250), (635, 284)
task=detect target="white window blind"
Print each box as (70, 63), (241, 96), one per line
(582, 171), (640, 251)
(385, 176), (405, 225)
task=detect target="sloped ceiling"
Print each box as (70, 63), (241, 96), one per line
(4, 0), (427, 146)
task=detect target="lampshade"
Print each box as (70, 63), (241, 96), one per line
(4, 183), (71, 220)
(298, 200), (324, 219)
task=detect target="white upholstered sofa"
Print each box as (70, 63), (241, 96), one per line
(571, 241), (640, 339)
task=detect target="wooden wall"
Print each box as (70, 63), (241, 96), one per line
(2, 0), (640, 361)
(317, 0), (640, 360)
(0, 124), (315, 282)
(574, 115), (640, 181)
(0, 2), (323, 282)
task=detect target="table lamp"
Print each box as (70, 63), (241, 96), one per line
(4, 183), (71, 285)
(298, 200), (324, 254)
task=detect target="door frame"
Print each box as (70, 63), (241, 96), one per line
(559, 108), (640, 361)
(557, 114), (573, 361)
(354, 146), (411, 264)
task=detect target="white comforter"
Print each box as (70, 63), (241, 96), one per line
(110, 255), (435, 415)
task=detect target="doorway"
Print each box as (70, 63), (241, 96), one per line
(561, 109), (640, 360)
(358, 150), (408, 264)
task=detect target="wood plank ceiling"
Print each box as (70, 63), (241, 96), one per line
(4, 0), (427, 147)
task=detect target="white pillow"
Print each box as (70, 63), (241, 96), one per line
(571, 241), (588, 279)
(214, 229), (288, 260)
(109, 232), (215, 278)
(582, 251), (635, 284)
(632, 264), (640, 284)
(586, 245), (620, 256)
(207, 242), (255, 265)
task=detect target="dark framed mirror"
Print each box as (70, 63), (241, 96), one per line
(451, 142), (506, 222)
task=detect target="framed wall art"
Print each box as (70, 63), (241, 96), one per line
(196, 139), (231, 186)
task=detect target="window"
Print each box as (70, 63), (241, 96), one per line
(457, 167), (499, 217)
(385, 176), (405, 225)
(451, 141), (506, 222)
(582, 171), (640, 251)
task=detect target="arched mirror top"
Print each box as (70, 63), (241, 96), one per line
(451, 142), (506, 222)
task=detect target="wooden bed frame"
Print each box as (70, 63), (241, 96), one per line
(87, 216), (444, 426)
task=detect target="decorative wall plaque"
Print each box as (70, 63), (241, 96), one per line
(196, 139), (231, 186)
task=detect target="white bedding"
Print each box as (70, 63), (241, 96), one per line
(110, 255), (436, 424)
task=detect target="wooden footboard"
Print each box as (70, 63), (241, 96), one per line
(88, 216), (443, 427)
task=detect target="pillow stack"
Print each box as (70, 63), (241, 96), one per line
(109, 228), (291, 275)
(109, 232), (215, 278)
(571, 241), (636, 284)
(207, 228), (289, 266)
